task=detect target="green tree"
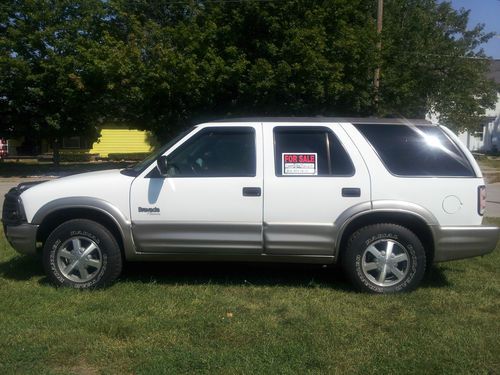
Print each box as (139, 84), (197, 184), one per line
(1, 0), (497, 156)
(380, 0), (497, 130)
(110, 0), (496, 140)
(0, 0), (115, 163)
(109, 0), (378, 140)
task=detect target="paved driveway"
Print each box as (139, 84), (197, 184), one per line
(1, 175), (500, 217)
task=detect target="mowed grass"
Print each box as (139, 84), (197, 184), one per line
(0, 223), (499, 374)
(478, 159), (500, 183)
(477, 157), (500, 170)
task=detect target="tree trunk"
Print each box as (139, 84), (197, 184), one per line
(53, 137), (61, 167)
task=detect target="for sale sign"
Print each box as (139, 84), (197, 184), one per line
(282, 153), (317, 175)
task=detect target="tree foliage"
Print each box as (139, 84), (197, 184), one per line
(0, 0), (111, 159)
(105, 0), (379, 139)
(380, 0), (497, 130)
(0, 0), (497, 152)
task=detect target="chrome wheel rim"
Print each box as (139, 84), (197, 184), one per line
(361, 239), (410, 287)
(56, 236), (103, 283)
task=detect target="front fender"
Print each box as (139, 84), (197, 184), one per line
(31, 197), (136, 258)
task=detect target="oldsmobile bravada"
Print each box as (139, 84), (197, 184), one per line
(3, 118), (498, 293)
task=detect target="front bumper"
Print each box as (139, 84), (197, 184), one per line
(433, 225), (499, 262)
(4, 223), (39, 256)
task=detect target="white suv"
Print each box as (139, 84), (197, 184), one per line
(2, 118), (498, 293)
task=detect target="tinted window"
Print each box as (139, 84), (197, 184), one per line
(355, 124), (475, 177)
(125, 127), (194, 176)
(166, 127), (255, 177)
(274, 127), (355, 176)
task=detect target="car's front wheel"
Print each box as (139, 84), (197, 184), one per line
(342, 223), (426, 293)
(43, 219), (122, 288)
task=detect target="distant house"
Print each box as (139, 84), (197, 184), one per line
(7, 124), (157, 158)
(457, 59), (500, 152)
(87, 125), (157, 158)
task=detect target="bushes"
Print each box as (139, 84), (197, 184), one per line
(107, 153), (149, 161)
(37, 153), (96, 162)
(60, 153), (96, 162)
(472, 152), (487, 161)
(35, 152), (149, 162)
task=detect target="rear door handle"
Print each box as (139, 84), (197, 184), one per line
(342, 188), (361, 197)
(242, 187), (261, 197)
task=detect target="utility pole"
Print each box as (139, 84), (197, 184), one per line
(373, 0), (383, 110)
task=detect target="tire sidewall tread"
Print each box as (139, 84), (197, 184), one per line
(43, 219), (122, 289)
(342, 223), (426, 293)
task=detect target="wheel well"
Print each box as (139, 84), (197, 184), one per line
(36, 208), (125, 254)
(338, 212), (435, 264)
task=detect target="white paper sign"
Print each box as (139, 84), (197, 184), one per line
(282, 153), (318, 175)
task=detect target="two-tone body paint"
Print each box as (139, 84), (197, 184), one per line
(14, 120), (497, 263)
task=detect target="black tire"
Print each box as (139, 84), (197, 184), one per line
(341, 223), (426, 293)
(43, 219), (122, 289)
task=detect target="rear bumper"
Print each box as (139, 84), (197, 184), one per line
(4, 223), (38, 256)
(433, 225), (499, 262)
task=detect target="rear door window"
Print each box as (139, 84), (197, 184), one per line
(274, 126), (355, 176)
(355, 124), (475, 177)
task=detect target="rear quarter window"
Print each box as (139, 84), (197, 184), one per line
(355, 124), (475, 177)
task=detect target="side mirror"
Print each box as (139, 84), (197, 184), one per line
(156, 155), (169, 176)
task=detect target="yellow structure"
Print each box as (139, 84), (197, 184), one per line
(89, 128), (156, 157)
(7, 125), (157, 158)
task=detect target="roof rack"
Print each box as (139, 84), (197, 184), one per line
(211, 117), (433, 125)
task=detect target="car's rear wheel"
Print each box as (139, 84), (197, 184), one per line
(43, 219), (122, 288)
(342, 223), (426, 293)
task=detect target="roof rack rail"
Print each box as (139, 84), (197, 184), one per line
(211, 117), (433, 125)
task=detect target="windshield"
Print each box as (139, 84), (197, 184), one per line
(121, 127), (195, 176)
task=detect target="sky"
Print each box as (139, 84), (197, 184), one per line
(448, 0), (500, 59)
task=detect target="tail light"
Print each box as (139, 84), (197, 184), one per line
(478, 185), (486, 216)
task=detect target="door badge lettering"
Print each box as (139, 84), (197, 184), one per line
(138, 207), (160, 215)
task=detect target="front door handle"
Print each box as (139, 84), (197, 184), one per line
(242, 187), (261, 197)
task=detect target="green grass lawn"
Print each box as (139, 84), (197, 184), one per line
(477, 157), (500, 170)
(477, 159), (500, 183)
(1, 223), (499, 375)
